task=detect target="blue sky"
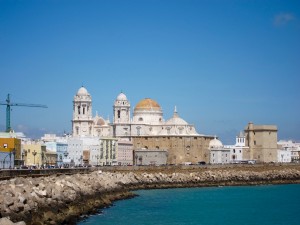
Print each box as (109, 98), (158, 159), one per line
(0, 0), (299, 144)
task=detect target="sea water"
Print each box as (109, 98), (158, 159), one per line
(78, 184), (300, 225)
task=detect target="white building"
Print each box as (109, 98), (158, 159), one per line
(209, 137), (230, 164)
(277, 140), (300, 162)
(67, 138), (83, 166)
(224, 132), (249, 163)
(277, 149), (292, 163)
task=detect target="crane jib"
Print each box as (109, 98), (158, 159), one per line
(0, 94), (47, 132)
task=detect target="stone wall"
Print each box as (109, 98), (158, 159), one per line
(0, 165), (300, 225)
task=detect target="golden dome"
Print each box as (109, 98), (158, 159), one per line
(134, 98), (161, 111)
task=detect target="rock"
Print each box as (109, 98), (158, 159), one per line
(15, 222), (26, 225)
(4, 196), (14, 207)
(0, 217), (14, 225)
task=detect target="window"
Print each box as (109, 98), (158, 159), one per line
(83, 107), (85, 115)
(118, 110), (121, 119)
(3, 144), (7, 148)
(138, 117), (143, 121)
(254, 141), (256, 145)
(137, 127), (141, 136)
(233, 149), (235, 153)
(78, 106), (81, 114)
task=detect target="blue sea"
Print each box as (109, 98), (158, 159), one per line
(78, 184), (300, 225)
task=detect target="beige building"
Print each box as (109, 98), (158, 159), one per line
(133, 135), (212, 164)
(117, 139), (133, 166)
(22, 141), (47, 167)
(244, 122), (278, 163)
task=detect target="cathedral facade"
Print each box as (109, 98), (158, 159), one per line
(112, 92), (214, 164)
(72, 87), (214, 164)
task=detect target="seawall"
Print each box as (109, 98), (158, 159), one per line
(1, 164), (300, 225)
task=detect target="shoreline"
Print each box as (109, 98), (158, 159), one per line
(0, 165), (300, 225)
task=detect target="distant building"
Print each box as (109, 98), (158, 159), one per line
(0, 132), (21, 167)
(209, 137), (230, 164)
(224, 132), (249, 163)
(67, 138), (84, 166)
(277, 140), (300, 162)
(277, 149), (291, 163)
(22, 140), (46, 167)
(244, 122), (278, 163)
(117, 139), (133, 166)
(57, 141), (68, 167)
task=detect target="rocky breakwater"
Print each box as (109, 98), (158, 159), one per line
(1, 167), (300, 225)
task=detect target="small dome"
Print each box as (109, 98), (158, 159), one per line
(96, 118), (106, 126)
(209, 136), (223, 148)
(117, 92), (127, 101)
(134, 98), (161, 112)
(165, 117), (188, 125)
(165, 106), (188, 125)
(77, 86), (89, 96)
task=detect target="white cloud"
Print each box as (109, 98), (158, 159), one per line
(274, 13), (295, 26)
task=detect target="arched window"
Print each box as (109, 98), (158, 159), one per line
(138, 117), (143, 122)
(78, 106), (81, 114)
(118, 110), (121, 119)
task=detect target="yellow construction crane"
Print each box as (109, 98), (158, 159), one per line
(0, 94), (47, 132)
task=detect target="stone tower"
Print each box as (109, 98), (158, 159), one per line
(72, 86), (93, 137)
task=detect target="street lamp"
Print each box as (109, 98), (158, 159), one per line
(79, 155), (83, 166)
(32, 150), (37, 165)
(22, 150), (27, 166)
(96, 155), (99, 166)
(63, 152), (69, 167)
(9, 148), (16, 169)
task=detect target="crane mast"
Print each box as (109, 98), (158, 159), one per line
(0, 94), (47, 132)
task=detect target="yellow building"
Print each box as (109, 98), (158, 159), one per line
(22, 141), (46, 167)
(0, 133), (21, 167)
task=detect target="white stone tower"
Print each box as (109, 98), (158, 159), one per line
(113, 92), (131, 137)
(72, 86), (94, 137)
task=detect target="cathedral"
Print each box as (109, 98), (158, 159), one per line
(72, 86), (214, 164)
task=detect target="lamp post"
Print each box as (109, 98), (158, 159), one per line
(80, 155), (83, 166)
(64, 152), (69, 167)
(22, 150), (27, 166)
(10, 148), (16, 169)
(96, 155), (99, 167)
(32, 150), (37, 165)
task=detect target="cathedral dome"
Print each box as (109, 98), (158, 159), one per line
(209, 136), (223, 148)
(116, 92), (127, 101)
(77, 86), (89, 96)
(134, 98), (161, 112)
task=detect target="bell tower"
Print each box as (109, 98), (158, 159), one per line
(113, 92), (131, 137)
(72, 86), (94, 137)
